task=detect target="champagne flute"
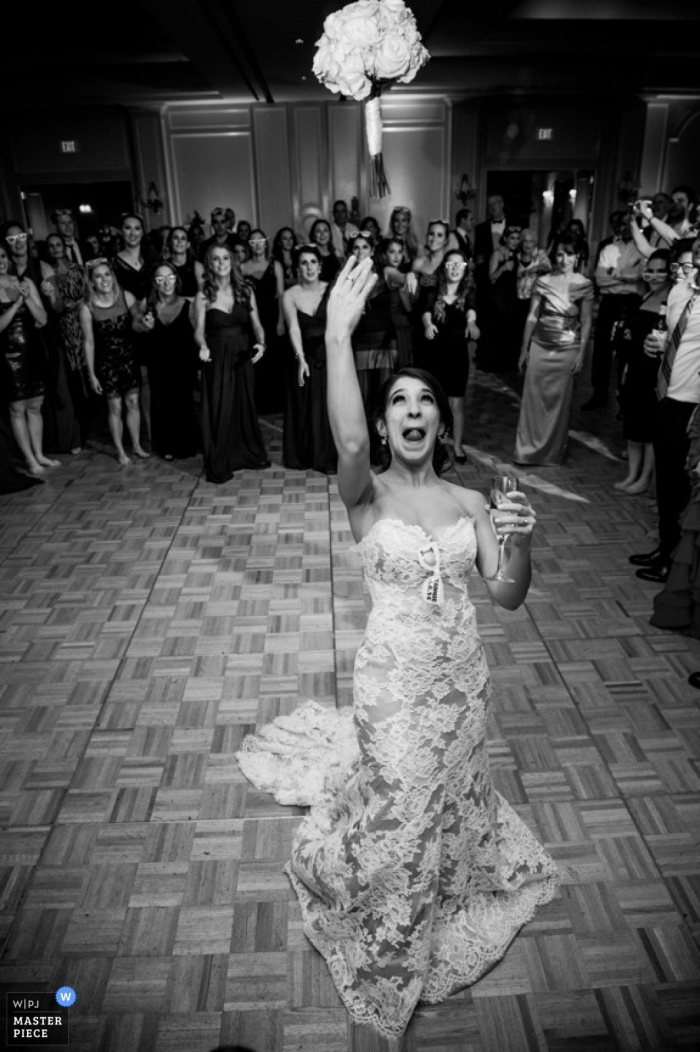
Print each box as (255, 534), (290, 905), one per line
(486, 475), (518, 582)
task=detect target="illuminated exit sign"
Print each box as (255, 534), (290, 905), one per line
(60, 141), (78, 153)
(537, 128), (553, 141)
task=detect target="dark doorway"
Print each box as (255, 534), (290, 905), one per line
(20, 181), (134, 241)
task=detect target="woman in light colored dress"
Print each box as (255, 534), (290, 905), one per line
(514, 235), (593, 465)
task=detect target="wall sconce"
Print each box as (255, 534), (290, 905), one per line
(79, 204), (92, 214)
(569, 189), (577, 203)
(542, 190), (554, 207)
(140, 181), (164, 215)
(455, 174), (476, 206)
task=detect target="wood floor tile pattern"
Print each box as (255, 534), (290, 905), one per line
(1, 385), (700, 1051)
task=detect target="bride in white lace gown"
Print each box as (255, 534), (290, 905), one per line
(237, 257), (560, 1040)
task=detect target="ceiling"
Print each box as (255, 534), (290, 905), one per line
(3, 0), (700, 109)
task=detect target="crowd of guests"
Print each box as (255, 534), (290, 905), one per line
(1, 187), (699, 503)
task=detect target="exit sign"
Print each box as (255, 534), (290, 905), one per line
(537, 128), (553, 141)
(60, 141), (78, 154)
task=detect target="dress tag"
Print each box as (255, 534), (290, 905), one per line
(422, 573), (444, 605)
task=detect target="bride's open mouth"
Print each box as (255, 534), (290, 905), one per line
(403, 428), (426, 442)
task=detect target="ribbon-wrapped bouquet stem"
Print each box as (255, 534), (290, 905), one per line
(313, 0), (429, 198)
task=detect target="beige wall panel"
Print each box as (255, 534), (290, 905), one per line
(169, 132), (256, 228)
(329, 105), (363, 216)
(253, 108), (293, 239)
(293, 107), (325, 236)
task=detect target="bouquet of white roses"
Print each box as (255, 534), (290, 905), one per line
(313, 0), (429, 197)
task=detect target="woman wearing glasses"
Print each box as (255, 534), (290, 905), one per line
(0, 238), (57, 477)
(241, 228), (285, 414)
(139, 262), (198, 461)
(419, 250), (479, 463)
(615, 250), (672, 494)
(515, 235), (593, 465)
(80, 258), (150, 466)
(195, 245), (269, 484)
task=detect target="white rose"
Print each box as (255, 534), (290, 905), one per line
(338, 49), (372, 99)
(397, 43), (429, 83)
(373, 33), (412, 80)
(339, 1), (382, 48)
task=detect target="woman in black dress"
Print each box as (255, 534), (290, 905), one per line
(381, 236), (417, 370)
(309, 219), (341, 284)
(141, 262), (199, 460)
(486, 225), (522, 372)
(195, 245), (269, 484)
(349, 232), (396, 419)
(241, 229), (285, 413)
(0, 242), (56, 477)
(616, 249), (672, 493)
(167, 227), (203, 299)
(80, 258), (150, 465)
(112, 213), (155, 443)
(272, 227), (299, 291)
(282, 245), (336, 473)
(420, 250), (479, 463)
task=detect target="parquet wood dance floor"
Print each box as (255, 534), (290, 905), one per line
(1, 376), (700, 1052)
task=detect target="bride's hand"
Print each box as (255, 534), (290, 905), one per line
(490, 491), (536, 545)
(326, 257), (377, 342)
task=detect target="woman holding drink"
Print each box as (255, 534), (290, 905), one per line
(238, 255), (559, 1039)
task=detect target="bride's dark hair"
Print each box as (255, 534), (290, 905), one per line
(371, 368), (453, 475)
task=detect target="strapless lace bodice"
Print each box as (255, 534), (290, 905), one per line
(237, 515), (560, 1039)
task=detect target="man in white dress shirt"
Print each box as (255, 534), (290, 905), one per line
(632, 239), (700, 581)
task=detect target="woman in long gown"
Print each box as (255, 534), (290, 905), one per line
(81, 258), (150, 466)
(238, 257), (560, 1040)
(420, 249), (480, 463)
(615, 250), (671, 493)
(195, 244), (269, 484)
(514, 235), (593, 466)
(141, 262), (199, 460)
(282, 245), (336, 473)
(241, 228), (285, 413)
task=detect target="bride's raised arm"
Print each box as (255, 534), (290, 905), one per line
(326, 257), (377, 510)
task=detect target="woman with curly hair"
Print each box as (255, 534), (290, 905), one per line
(194, 244), (269, 483)
(419, 249), (479, 463)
